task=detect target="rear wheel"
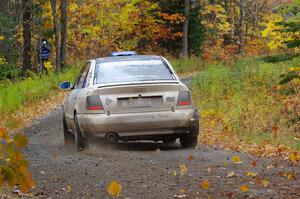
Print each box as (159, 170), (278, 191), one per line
(74, 114), (85, 151)
(63, 115), (74, 145)
(180, 110), (199, 148)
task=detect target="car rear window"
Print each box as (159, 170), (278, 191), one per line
(94, 60), (175, 84)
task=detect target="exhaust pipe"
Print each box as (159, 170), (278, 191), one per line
(105, 132), (119, 143)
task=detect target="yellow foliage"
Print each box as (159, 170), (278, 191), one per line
(239, 185), (249, 192)
(246, 172), (257, 177)
(0, 128), (35, 193)
(200, 180), (210, 190)
(0, 57), (7, 65)
(0, 35), (7, 65)
(201, 3), (232, 41)
(261, 14), (294, 50)
(261, 179), (270, 188)
(231, 156), (242, 164)
(44, 61), (53, 69)
(107, 180), (122, 196)
(179, 164), (188, 175)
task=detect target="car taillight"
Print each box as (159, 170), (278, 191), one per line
(177, 91), (191, 106)
(86, 95), (103, 110)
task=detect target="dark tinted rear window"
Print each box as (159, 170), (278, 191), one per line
(94, 60), (175, 84)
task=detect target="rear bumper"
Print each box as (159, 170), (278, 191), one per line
(77, 109), (196, 137)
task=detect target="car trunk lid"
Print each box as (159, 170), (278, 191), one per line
(96, 83), (179, 114)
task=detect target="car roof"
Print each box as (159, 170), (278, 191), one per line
(95, 55), (162, 64)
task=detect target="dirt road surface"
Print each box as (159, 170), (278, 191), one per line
(21, 107), (299, 199)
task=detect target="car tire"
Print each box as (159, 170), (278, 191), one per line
(180, 110), (199, 148)
(74, 114), (85, 151)
(63, 115), (74, 145)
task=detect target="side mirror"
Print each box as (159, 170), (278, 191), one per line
(59, 81), (73, 90)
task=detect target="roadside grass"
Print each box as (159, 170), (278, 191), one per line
(170, 56), (204, 76)
(0, 67), (80, 128)
(192, 57), (300, 152)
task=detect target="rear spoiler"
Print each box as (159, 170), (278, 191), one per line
(97, 81), (179, 89)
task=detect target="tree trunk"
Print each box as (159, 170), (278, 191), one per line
(254, 0), (259, 32)
(50, 0), (61, 72)
(181, 0), (190, 57)
(22, 0), (32, 72)
(60, 0), (68, 70)
(238, 0), (244, 53)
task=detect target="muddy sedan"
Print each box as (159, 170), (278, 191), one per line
(59, 55), (199, 151)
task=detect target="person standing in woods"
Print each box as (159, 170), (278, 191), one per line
(40, 39), (51, 74)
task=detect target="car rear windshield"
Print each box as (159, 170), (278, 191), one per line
(94, 59), (175, 84)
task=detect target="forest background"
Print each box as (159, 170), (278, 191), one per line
(0, 0), (299, 192)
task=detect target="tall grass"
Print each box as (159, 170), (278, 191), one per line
(192, 57), (300, 150)
(169, 56), (204, 75)
(0, 68), (80, 115)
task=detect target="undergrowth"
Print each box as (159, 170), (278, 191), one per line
(192, 57), (300, 151)
(170, 56), (204, 75)
(0, 67), (79, 116)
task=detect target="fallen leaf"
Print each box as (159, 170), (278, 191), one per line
(179, 189), (186, 193)
(179, 164), (188, 176)
(261, 179), (270, 188)
(66, 185), (72, 193)
(207, 167), (212, 173)
(107, 181), (122, 197)
(200, 180), (210, 190)
(232, 156), (242, 164)
(226, 171), (235, 178)
(188, 154), (194, 161)
(289, 152), (298, 164)
(172, 170), (177, 176)
(267, 165), (274, 169)
(287, 171), (297, 180)
(226, 192), (233, 199)
(246, 172), (257, 177)
(251, 160), (257, 168)
(239, 185), (249, 192)
(173, 194), (187, 198)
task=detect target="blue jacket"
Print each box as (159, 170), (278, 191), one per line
(41, 46), (51, 60)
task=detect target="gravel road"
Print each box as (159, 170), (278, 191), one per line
(22, 107), (300, 199)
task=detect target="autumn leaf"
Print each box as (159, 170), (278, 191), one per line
(66, 185), (72, 193)
(287, 171), (297, 180)
(200, 180), (210, 190)
(188, 154), (194, 161)
(207, 167), (212, 173)
(179, 164), (187, 176)
(239, 185), (249, 192)
(246, 172), (257, 177)
(251, 160), (257, 168)
(289, 152), (298, 164)
(231, 156), (242, 164)
(226, 192), (233, 198)
(226, 171), (235, 178)
(261, 179), (270, 188)
(172, 170), (177, 176)
(107, 180), (122, 197)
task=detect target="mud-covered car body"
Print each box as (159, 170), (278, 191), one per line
(60, 55), (199, 150)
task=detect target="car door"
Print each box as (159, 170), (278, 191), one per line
(65, 62), (91, 125)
